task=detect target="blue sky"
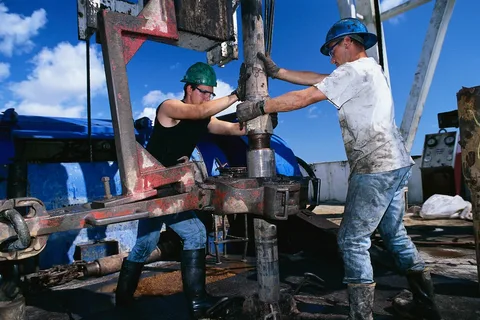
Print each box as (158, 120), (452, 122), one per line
(0, 0), (478, 164)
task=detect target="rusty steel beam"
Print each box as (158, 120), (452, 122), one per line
(0, 176), (304, 262)
(98, 0), (179, 198)
(209, 177), (300, 218)
(0, 190), (209, 261)
(456, 86), (480, 290)
(0, 192), (208, 240)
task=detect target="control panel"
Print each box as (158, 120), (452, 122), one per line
(420, 131), (459, 168)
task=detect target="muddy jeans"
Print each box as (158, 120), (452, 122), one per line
(337, 166), (424, 284)
(127, 211), (207, 263)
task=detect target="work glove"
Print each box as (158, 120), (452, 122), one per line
(236, 101), (278, 129)
(231, 63), (247, 101)
(236, 100), (266, 123)
(257, 52), (280, 78)
(271, 112), (278, 129)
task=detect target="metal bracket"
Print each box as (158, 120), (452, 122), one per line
(206, 6), (239, 66)
(0, 197), (49, 261)
(77, 0), (146, 40)
(264, 185), (287, 220)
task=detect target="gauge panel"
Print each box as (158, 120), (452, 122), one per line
(420, 132), (458, 168)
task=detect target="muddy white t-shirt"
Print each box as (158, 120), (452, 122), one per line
(315, 57), (414, 174)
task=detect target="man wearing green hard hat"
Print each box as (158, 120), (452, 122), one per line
(236, 18), (442, 320)
(116, 62), (247, 319)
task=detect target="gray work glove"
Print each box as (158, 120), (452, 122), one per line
(236, 100), (265, 123)
(257, 52), (280, 78)
(271, 112), (278, 129)
(231, 63), (247, 101)
(236, 63), (247, 101)
(236, 101), (278, 129)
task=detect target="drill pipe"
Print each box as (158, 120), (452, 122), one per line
(84, 247), (162, 277)
(240, 0), (280, 309)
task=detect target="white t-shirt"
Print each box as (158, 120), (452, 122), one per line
(315, 57), (414, 174)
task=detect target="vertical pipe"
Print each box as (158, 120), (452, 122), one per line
(457, 86), (480, 291)
(86, 37), (93, 162)
(240, 0), (280, 310)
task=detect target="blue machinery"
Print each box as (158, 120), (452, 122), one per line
(0, 109), (307, 269)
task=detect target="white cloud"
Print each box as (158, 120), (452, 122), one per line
(307, 106), (320, 118)
(380, 0), (406, 12)
(213, 80), (239, 117)
(170, 62), (181, 70)
(137, 90), (183, 119)
(3, 100), (84, 118)
(8, 41), (106, 117)
(142, 90), (183, 108)
(0, 3), (47, 57)
(380, 0), (408, 24)
(0, 62), (10, 81)
(136, 79), (238, 120)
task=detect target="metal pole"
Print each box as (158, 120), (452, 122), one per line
(354, 0), (391, 86)
(336, 0), (356, 18)
(240, 0), (280, 314)
(456, 86), (480, 291)
(400, 0), (456, 153)
(381, 0), (432, 21)
(86, 37), (93, 162)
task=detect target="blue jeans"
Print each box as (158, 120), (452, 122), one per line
(127, 210), (207, 263)
(337, 166), (424, 284)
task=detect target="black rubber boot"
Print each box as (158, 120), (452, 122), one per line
(115, 258), (144, 307)
(393, 269), (442, 320)
(181, 249), (228, 319)
(347, 283), (375, 320)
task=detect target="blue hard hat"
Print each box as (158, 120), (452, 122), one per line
(320, 18), (377, 56)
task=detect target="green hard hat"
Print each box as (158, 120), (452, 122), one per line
(180, 62), (217, 87)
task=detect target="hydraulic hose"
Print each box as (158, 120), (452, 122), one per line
(295, 156), (317, 211)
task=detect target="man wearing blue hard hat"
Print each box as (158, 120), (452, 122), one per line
(236, 18), (442, 320)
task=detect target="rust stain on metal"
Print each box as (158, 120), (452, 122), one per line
(142, 0), (168, 33)
(224, 198), (249, 213)
(466, 151), (476, 167)
(457, 85), (480, 290)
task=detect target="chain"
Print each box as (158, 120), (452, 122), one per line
(24, 261), (87, 293)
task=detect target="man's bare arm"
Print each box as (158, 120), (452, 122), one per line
(275, 69), (329, 86)
(264, 86), (327, 113)
(257, 52), (328, 86)
(207, 117), (246, 136)
(160, 95), (238, 120)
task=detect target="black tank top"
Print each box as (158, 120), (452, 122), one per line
(146, 100), (211, 167)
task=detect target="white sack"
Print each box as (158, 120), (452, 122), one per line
(419, 194), (473, 221)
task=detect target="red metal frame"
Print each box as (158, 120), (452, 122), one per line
(0, 1), (305, 262)
(98, 0), (182, 201)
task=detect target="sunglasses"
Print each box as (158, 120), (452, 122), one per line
(328, 38), (344, 58)
(193, 86), (216, 99)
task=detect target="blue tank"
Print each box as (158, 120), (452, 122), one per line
(0, 109), (302, 269)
